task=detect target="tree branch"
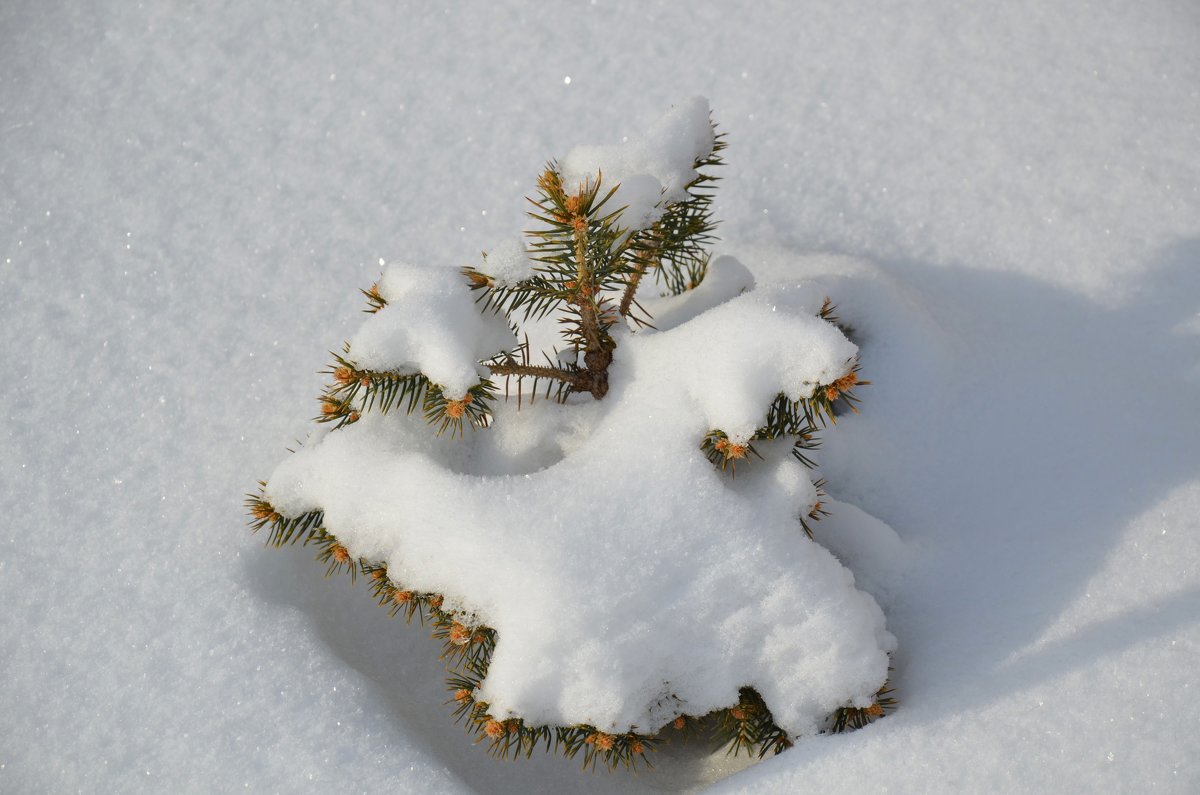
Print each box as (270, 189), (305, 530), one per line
(487, 362), (584, 387)
(620, 227), (661, 321)
(572, 217), (605, 358)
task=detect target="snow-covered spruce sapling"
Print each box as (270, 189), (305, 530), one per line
(247, 98), (895, 771)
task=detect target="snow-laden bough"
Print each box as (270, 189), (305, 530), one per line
(249, 97), (897, 770)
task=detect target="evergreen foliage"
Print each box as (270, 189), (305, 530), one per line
(247, 107), (891, 771)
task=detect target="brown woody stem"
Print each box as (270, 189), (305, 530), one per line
(619, 258), (650, 318)
(619, 227), (660, 318)
(573, 222), (604, 357)
(487, 362), (584, 388)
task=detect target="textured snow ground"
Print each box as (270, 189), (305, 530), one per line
(2, 1), (1198, 793)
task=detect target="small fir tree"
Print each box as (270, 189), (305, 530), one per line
(247, 98), (894, 771)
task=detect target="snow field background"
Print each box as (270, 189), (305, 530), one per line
(2, 1), (1198, 793)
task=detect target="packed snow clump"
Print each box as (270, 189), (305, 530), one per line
(561, 95), (715, 231)
(349, 263), (515, 399)
(481, 238), (537, 287)
(267, 254), (895, 736)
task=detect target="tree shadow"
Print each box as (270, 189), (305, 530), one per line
(827, 236), (1200, 722)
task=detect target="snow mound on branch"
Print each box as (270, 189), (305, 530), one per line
(561, 96), (715, 231)
(266, 266), (894, 737)
(482, 238), (537, 287)
(349, 263), (516, 399)
(631, 285), (857, 440)
(637, 254), (756, 329)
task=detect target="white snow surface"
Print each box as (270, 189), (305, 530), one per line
(638, 254), (756, 331)
(267, 273), (886, 736)
(3, 2), (1199, 794)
